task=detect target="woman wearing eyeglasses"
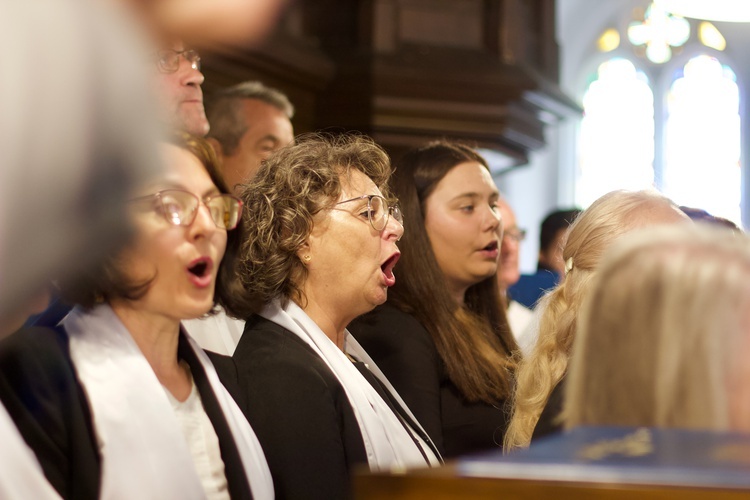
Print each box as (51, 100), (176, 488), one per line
(349, 141), (518, 458)
(0, 135), (273, 500)
(217, 133), (441, 500)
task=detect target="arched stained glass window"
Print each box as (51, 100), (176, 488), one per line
(577, 58), (656, 207)
(663, 55), (741, 225)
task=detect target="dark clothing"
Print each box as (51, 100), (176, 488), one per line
(0, 326), (255, 500)
(508, 268), (560, 309)
(226, 315), (368, 500)
(0, 327), (99, 500)
(350, 304), (510, 458)
(532, 375), (566, 442)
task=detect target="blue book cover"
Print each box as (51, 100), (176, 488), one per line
(457, 427), (750, 490)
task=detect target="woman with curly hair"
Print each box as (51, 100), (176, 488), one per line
(503, 190), (689, 450)
(218, 133), (441, 500)
(349, 141), (517, 457)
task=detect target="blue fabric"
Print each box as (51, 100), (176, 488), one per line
(24, 296), (72, 328)
(458, 426), (750, 489)
(507, 270), (560, 309)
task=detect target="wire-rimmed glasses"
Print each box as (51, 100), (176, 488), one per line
(503, 228), (527, 243)
(335, 194), (403, 231)
(155, 49), (201, 73)
(132, 189), (243, 230)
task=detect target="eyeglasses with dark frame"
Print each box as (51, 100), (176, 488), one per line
(154, 49), (201, 74)
(132, 189), (243, 230)
(335, 194), (403, 232)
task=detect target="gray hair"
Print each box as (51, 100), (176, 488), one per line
(206, 81), (294, 155)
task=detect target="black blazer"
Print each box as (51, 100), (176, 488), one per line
(0, 325), (255, 500)
(350, 304), (510, 458)
(226, 315), (372, 500)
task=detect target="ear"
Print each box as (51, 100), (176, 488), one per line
(206, 137), (223, 158)
(297, 240), (312, 262)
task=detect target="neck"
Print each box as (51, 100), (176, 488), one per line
(109, 300), (191, 400)
(447, 282), (468, 306)
(296, 289), (351, 351)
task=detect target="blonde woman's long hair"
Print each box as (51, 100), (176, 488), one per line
(566, 224), (750, 431)
(504, 190), (685, 449)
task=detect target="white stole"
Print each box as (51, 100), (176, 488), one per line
(0, 402), (61, 499)
(260, 300), (441, 470)
(182, 307), (245, 356)
(64, 304), (274, 500)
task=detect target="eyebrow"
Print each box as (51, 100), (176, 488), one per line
(451, 191), (499, 202)
(150, 180), (221, 198)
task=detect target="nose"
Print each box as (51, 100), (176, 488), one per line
(188, 203), (218, 239)
(179, 57), (205, 87)
(485, 205), (502, 234)
(383, 214), (404, 241)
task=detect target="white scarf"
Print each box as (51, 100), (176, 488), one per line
(260, 300), (441, 470)
(0, 402), (61, 499)
(64, 304), (274, 500)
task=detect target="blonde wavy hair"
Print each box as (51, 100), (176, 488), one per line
(218, 132), (391, 318)
(566, 224), (750, 431)
(504, 190), (686, 449)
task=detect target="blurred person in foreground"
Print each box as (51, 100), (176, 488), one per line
(28, 35), (212, 328)
(0, 136), (274, 499)
(505, 190), (689, 450)
(0, 0), (161, 497)
(218, 133), (441, 499)
(567, 224), (750, 433)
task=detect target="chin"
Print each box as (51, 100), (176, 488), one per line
(180, 299), (215, 320)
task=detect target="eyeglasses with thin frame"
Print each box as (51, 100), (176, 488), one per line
(155, 49), (201, 74)
(335, 194), (403, 232)
(132, 189), (243, 230)
(504, 228), (527, 243)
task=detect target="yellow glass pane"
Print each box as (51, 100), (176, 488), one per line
(598, 28), (620, 52)
(699, 22), (726, 51)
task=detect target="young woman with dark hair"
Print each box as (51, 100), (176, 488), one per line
(350, 141), (518, 457)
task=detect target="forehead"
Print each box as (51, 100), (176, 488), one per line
(150, 143), (215, 192)
(161, 38), (185, 52)
(240, 99), (286, 122)
(339, 168), (381, 199)
(435, 161), (497, 196)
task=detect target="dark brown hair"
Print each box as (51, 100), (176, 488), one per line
(59, 133), (236, 309)
(388, 141), (517, 404)
(218, 132), (392, 318)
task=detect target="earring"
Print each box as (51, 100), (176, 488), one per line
(303, 255), (311, 263)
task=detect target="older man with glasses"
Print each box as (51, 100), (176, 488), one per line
(496, 198), (534, 354)
(153, 42), (210, 136)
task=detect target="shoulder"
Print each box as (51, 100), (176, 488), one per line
(235, 316), (323, 364)
(350, 305), (437, 361)
(351, 304), (432, 343)
(0, 326), (73, 384)
(232, 316), (345, 399)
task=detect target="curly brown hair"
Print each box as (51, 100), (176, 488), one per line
(218, 133), (392, 319)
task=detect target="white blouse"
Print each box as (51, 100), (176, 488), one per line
(165, 378), (230, 500)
